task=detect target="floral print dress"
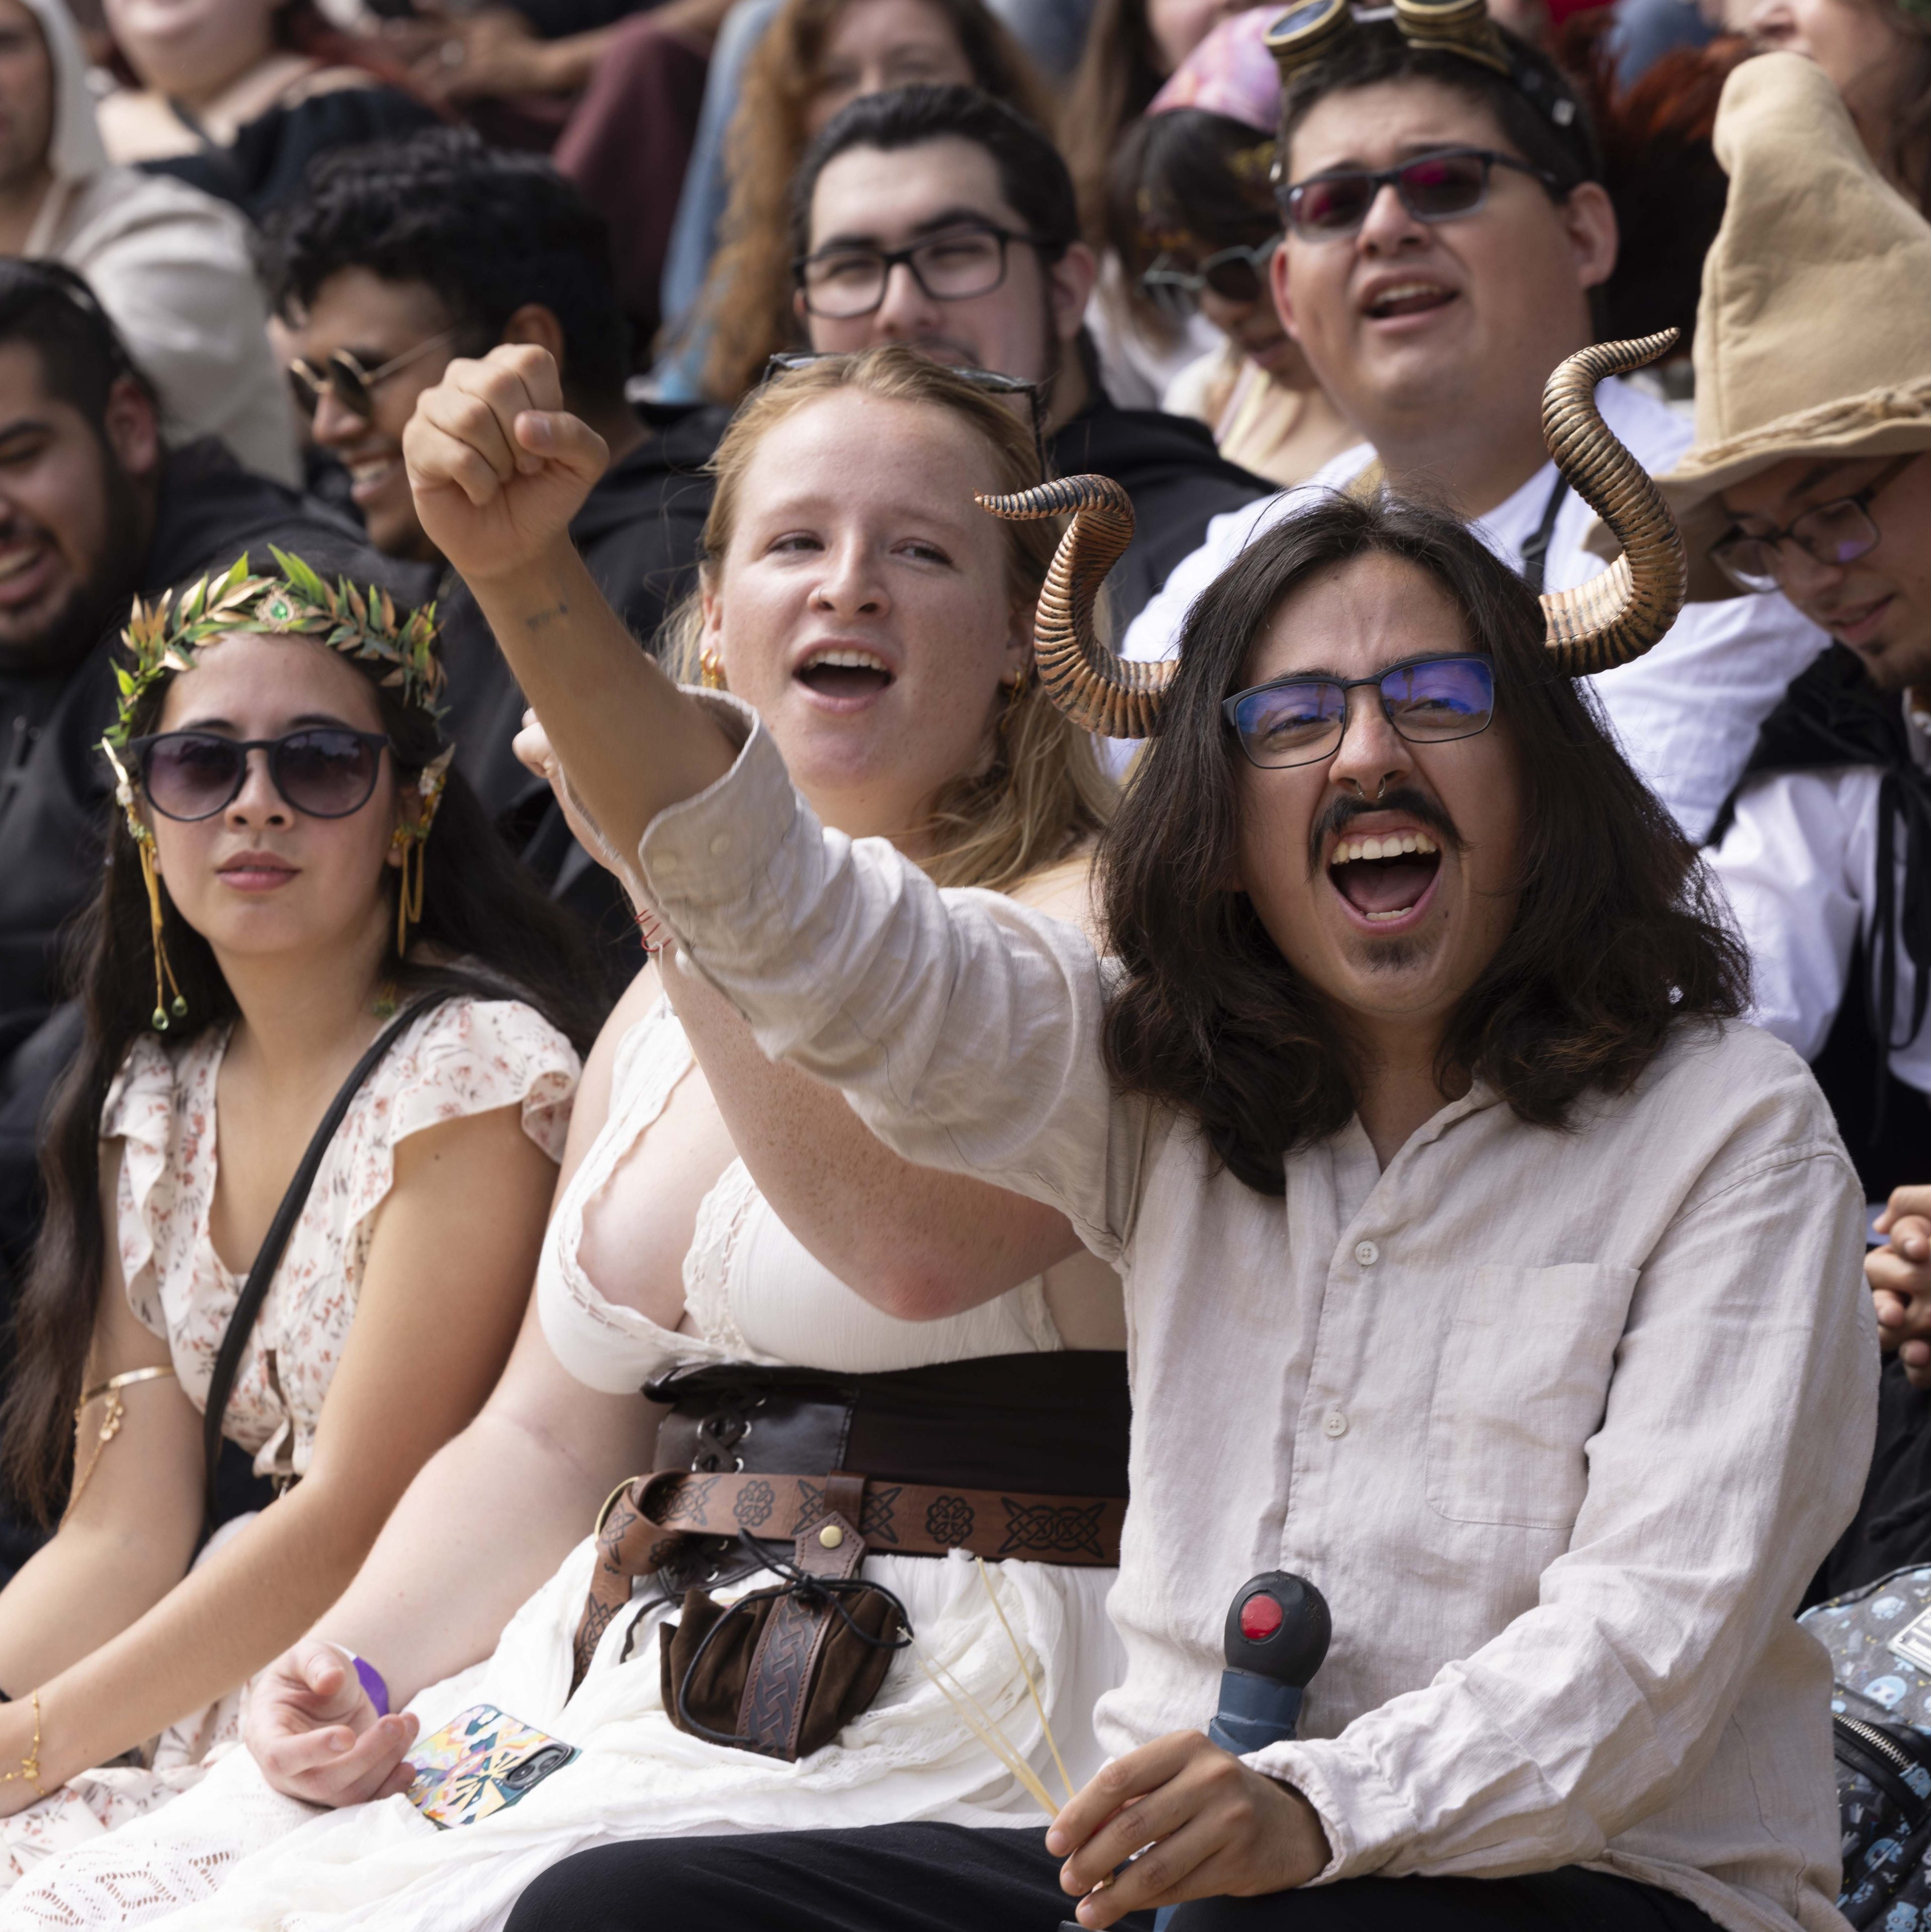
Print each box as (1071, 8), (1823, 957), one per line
(0, 996), (579, 1891)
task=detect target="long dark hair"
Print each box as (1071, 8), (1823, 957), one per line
(2, 598), (601, 1522)
(1100, 493), (1747, 1196)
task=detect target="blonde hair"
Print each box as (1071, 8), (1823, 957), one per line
(667, 345), (1115, 893)
(694, 0), (1051, 405)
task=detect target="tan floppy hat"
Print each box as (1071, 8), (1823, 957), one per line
(1585, 51), (1931, 601)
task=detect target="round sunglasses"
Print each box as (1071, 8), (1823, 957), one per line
(126, 729), (393, 822)
(286, 330), (456, 423)
(1140, 235), (1282, 319)
(1277, 148), (1558, 241)
(1222, 654), (1495, 769)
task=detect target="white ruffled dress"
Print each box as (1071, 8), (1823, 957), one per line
(0, 1000), (1123, 1932)
(0, 997), (579, 1896)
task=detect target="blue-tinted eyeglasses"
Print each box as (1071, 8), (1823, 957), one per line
(1222, 653), (1495, 769)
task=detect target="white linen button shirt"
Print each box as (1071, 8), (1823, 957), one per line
(642, 701), (1875, 1932)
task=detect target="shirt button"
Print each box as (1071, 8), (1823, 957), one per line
(1323, 1410), (1348, 1439)
(709, 833), (732, 857)
(1354, 1240), (1379, 1267)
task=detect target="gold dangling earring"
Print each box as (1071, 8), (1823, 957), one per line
(134, 824), (187, 1032)
(393, 750), (452, 960)
(999, 659), (1032, 734)
(699, 648), (728, 692)
(102, 743), (184, 1032)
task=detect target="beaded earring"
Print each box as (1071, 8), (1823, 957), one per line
(103, 744), (186, 1032)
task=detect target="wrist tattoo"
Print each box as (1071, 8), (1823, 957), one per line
(523, 600), (570, 631)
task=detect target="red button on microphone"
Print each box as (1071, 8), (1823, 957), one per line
(1239, 1593), (1285, 1641)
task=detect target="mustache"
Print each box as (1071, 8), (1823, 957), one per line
(1305, 786), (1463, 877)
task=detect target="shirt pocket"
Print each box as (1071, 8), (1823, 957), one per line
(1425, 1263), (1639, 1530)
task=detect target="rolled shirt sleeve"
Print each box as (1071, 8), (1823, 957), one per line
(637, 696), (1143, 1259)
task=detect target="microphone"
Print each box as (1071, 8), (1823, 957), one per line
(1064, 1573), (1330, 1932)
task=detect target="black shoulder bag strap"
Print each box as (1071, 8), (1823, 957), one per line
(1518, 471), (1571, 598)
(199, 994), (454, 1530)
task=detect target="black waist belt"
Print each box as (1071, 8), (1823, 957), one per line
(569, 1352), (1130, 1688)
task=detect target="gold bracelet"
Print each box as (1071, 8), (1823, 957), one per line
(64, 1366), (179, 1519)
(0, 1691), (48, 1799)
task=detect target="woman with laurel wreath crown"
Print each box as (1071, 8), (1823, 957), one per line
(0, 551), (596, 1879)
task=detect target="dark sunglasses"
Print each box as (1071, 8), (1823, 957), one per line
(760, 351), (1050, 485)
(127, 729), (393, 821)
(1140, 235), (1281, 319)
(1710, 453), (1921, 594)
(1222, 654), (1496, 769)
(286, 330), (456, 423)
(1278, 148), (1559, 240)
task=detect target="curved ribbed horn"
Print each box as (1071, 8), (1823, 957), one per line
(1538, 331), (1689, 675)
(977, 473), (1173, 739)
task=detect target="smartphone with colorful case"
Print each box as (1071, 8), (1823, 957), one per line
(405, 1703), (579, 1829)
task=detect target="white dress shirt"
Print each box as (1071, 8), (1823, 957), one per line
(638, 696), (1874, 1932)
(1118, 377), (1828, 844)
(1709, 692), (1931, 1097)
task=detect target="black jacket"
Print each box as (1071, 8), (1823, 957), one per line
(1709, 643), (1931, 1201)
(1047, 397), (1271, 628)
(0, 441), (427, 1276)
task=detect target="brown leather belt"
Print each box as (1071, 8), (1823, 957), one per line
(572, 1467), (1125, 1688)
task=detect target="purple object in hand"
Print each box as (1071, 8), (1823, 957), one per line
(349, 1652), (389, 1718)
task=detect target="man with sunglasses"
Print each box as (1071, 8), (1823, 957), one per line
(788, 85), (1272, 625)
(266, 130), (700, 993)
(0, 262), (412, 1573)
(1627, 57), (1931, 1588)
(1117, 6), (1826, 843)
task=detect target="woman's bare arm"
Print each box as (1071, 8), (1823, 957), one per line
(245, 975), (662, 1805)
(402, 346), (737, 860)
(0, 1102), (554, 1805)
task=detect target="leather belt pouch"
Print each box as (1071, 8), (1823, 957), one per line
(659, 1495), (906, 1761)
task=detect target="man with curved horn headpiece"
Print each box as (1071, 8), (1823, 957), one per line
(1115, 0), (1826, 848)
(409, 316), (1870, 1932)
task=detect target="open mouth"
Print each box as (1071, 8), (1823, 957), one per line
(346, 454), (402, 502)
(795, 646), (895, 700)
(1362, 281), (1456, 322)
(1327, 828), (1441, 923)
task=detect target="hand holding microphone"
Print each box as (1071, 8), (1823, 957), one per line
(1049, 1573), (1331, 1930)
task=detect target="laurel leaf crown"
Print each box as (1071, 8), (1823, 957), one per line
(104, 549), (444, 748)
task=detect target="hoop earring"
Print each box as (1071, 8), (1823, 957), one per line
(699, 648), (728, 692)
(999, 661), (1031, 734)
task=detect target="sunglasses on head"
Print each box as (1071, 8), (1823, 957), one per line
(1277, 148), (1560, 241)
(760, 350), (1050, 485)
(1140, 235), (1282, 319)
(1222, 654), (1496, 769)
(286, 330), (457, 423)
(126, 729), (394, 822)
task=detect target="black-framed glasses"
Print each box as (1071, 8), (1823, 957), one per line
(287, 330), (457, 423)
(1222, 653), (1495, 769)
(760, 351), (1050, 485)
(1710, 454), (1921, 594)
(127, 729), (393, 821)
(1140, 235), (1282, 319)
(793, 223), (1043, 320)
(1278, 148), (1559, 240)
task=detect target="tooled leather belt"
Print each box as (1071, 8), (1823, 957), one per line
(570, 1352), (1130, 1689)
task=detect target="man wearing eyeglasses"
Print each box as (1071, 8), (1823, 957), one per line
(1118, 7), (1826, 844)
(1638, 57), (1931, 1579)
(789, 84), (1273, 625)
